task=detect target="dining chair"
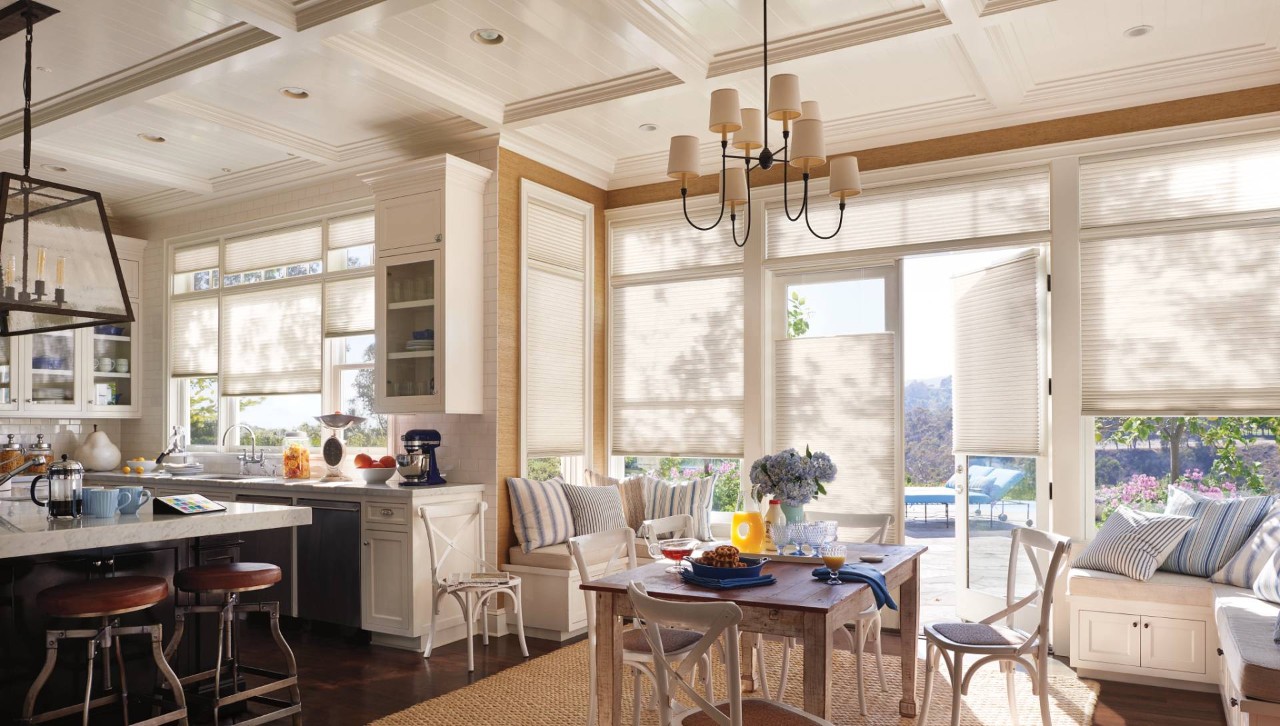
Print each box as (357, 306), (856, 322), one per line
(419, 501), (529, 672)
(919, 526), (1071, 726)
(627, 581), (834, 726)
(638, 513), (697, 552)
(570, 528), (711, 726)
(760, 512), (894, 716)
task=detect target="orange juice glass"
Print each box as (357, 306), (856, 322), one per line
(730, 510), (765, 553)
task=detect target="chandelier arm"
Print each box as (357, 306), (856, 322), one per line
(803, 178), (847, 240)
(779, 141), (806, 223)
(734, 163), (754, 248)
(681, 188), (726, 232)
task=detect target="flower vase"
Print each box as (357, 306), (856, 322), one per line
(781, 503), (805, 524)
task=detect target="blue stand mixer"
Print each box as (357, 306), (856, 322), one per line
(398, 429), (446, 485)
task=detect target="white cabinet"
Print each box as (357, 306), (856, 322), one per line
(360, 155), (490, 415)
(1077, 610), (1206, 674)
(361, 527), (412, 634)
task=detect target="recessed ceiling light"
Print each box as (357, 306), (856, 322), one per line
(1124, 24), (1154, 38)
(279, 86), (310, 100)
(137, 133), (166, 143)
(40, 164), (66, 173)
(470, 28), (504, 45)
(638, 123), (659, 132)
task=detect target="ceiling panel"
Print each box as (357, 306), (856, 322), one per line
(0, 148), (169, 206)
(164, 45), (458, 148)
(348, 0), (659, 103)
(0, 0), (238, 113)
(42, 102), (293, 180)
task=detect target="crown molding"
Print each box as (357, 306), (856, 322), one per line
(973, 0), (1057, 17)
(229, 0), (298, 35)
(149, 94), (341, 163)
(359, 153), (493, 199)
(44, 147), (214, 194)
(707, 7), (952, 78)
(504, 69), (681, 125)
(499, 130), (613, 190)
(595, 0), (709, 83)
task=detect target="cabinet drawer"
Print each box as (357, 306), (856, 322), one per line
(1141, 615), (1206, 674)
(1078, 609), (1142, 667)
(377, 191), (441, 253)
(365, 501), (410, 526)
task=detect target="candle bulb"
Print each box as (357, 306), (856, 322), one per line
(5, 255), (12, 288)
(36, 247), (45, 282)
(55, 257), (64, 288)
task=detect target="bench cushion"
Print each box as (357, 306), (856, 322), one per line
(1215, 586), (1280, 704)
(509, 541), (657, 570)
(1068, 567), (1214, 608)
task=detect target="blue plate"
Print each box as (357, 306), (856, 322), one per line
(683, 555), (769, 580)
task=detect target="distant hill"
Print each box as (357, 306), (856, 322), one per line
(905, 376), (953, 484)
(905, 376), (952, 411)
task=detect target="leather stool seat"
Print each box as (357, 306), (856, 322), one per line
(37, 576), (169, 618)
(176, 562), (281, 594)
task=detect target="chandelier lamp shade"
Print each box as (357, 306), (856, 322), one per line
(666, 0), (862, 248)
(0, 0), (133, 336)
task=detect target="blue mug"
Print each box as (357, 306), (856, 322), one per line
(116, 486), (152, 515)
(83, 488), (130, 518)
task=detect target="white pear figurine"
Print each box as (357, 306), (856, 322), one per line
(76, 424), (121, 472)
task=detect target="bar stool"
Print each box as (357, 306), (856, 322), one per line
(21, 575), (188, 726)
(163, 562), (302, 725)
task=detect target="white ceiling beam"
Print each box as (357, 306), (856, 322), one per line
(147, 95), (341, 164)
(935, 0), (1026, 109)
(323, 33), (507, 128)
(44, 148), (213, 194)
(228, 0), (299, 36)
(535, 0), (708, 85)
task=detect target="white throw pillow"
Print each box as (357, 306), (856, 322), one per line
(1074, 506), (1195, 581)
(644, 475), (716, 541)
(1212, 503), (1280, 588)
(506, 476), (574, 553)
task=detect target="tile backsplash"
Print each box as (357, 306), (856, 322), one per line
(0, 419), (123, 461)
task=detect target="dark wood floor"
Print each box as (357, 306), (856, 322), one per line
(234, 619), (1226, 726)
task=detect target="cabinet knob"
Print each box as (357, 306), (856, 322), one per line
(1231, 698), (1240, 708)
(1143, 622), (1149, 629)
(363, 541), (370, 546)
(1131, 622), (1138, 628)
(381, 508), (393, 517)
(1218, 648), (1225, 656)
(434, 233), (442, 243)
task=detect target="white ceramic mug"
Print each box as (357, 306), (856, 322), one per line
(115, 359), (129, 373)
(97, 357), (114, 372)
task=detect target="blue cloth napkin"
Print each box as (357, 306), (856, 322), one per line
(812, 564), (898, 610)
(679, 570), (777, 590)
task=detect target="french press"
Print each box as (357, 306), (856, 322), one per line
(30, 455), (84, 519)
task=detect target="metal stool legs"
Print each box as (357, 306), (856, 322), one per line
(164, 593), (302, 725)
(21, 619), (188, 726)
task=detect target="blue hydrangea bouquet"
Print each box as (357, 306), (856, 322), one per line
(748, 446), (837, 506)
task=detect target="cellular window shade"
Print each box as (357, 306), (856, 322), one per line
(611, 210), (742, 276)
(952, 250), (1045, 456)
(220, 283), (322, 395)
(774, 333), (898, 542)
(527, 199), (587, 272)
(324, 276), (374, 337)
(527, 266), (586, 457)
(224, 224), (322, 274)
(174, 243), (218, 274)
(328, 213), (375, 249)
(612, 275), (743, 457)
(1081, 133), (1280, 229)
(170, 297), (218, 377)
(767, 171), (1050, 259)
(1081, 225), (1280, 415)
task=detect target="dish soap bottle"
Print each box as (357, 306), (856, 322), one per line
(763, 499), (786, 554)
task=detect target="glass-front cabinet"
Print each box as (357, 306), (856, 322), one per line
(0, 336), (16, 412)
(376, 250), (439, 412)
(85, 318), (136, 415)
(24, 330), (79, 412)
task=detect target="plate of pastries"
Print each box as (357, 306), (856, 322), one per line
(685, 545), (769, 579)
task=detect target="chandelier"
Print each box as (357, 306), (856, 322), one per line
(0, 0), (133, 335)
(665, 0), (862, 248)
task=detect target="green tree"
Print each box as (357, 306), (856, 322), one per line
(1097, 416), (1279, 492)
(787, 290), (812, 338)
(188, 378), (218, 446)
(526, 457), (562, 481)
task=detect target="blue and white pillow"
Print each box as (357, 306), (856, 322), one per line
(1255, 548), (1280, 605)
(507, 476), (575, 553)
(644, 475), (715, 541)
(1162, 487), (1275, 577)
(1075, 506), (1195, 581)
(1211, 504), (1280, 588)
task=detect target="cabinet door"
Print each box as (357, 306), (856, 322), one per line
(0, 335), (19, 412)
(1141, 615), (1207, 674)
(1077, 609), (1142, 667)
(83, 306), (139, 416)
(375, 249), (441, 413)
(362, 527), (412, 633)
(377, 190), (441, 254)
(23, 329), (80, 412)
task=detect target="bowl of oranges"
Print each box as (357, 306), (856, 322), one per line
(353, 453), (398, 484)
(120, 457), (158, 475)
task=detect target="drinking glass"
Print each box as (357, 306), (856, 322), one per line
(648, 537), (699, 574)
(821, 543), (846, 585)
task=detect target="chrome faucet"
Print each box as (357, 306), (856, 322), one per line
(221, 424), (264, 474)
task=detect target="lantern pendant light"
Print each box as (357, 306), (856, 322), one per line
(666, 0), (863, 248)
(0, 0), (133, 335)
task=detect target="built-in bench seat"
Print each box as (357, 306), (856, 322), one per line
(1069, 567), (1215, 607)
(1215, 585), (1280, 717)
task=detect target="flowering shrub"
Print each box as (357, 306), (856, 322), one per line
(749, 446), (837, 505)
(1095, 469), (1241, 524)
(659, 459), (741, 512)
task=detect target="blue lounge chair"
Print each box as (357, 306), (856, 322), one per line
(904, 465), (1029, 526)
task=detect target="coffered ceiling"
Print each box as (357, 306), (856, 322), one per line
(1, 0), (1275, 222)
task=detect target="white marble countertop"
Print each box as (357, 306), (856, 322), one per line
(77, 472), (485, 498)
(0, 499), (311, 559)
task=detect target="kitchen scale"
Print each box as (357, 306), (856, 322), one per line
(315, 413), (367, 483)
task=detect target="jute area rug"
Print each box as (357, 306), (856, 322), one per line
(370, 639), (1099, 725)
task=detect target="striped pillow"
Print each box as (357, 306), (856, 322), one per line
(1254, 547), (1280, 604)
(561, 482), (627, 536)
(1213, 504), (1280, 588)
(1162, 488), (1275, 577)
(506, 476), (575, 553)
(644, 475), (715, 541)
(1075, 506), (1195, 581)
(584, 469), (647, 532)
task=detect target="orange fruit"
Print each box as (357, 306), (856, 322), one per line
(353, 453), (373, 469)
(379, 455), (397, 468)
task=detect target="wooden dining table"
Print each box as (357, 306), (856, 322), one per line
(580, 542), (927, 723)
